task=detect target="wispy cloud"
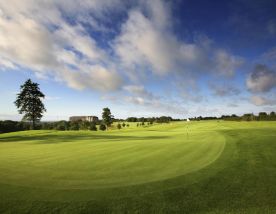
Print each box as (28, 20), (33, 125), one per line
(209, 83), (240, 97)
(246, 64), (276, 93)
(1, 0), (264, 117)
(250, 95), (276, 106)
(114, 3), (243, 81)
(0, 0), (124, 92)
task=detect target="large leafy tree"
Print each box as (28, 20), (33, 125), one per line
(102, 107), (113, 130)
(14, 79), (46, 129)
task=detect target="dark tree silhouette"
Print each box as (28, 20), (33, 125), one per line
(102, 107), (113, 130)
(99, 123), (107, 131)
(117, 123), (122, 129)
(14, 79), (46, 129)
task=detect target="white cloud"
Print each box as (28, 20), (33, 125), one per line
(227, 103), (238, 107)
(123, 85), (156, 100)
(54, 23), (106, 61)
(0, 0), (123, 91)
(0, 15), (58, 71)
(114, 9), (176, 76)
(250, 95), (276, 106)
(114, 1), (242, 81)
(0, 0), (245, 116)
(125, 96), (146, 105)
(127, 97), (187, 115)
(209, 83), (240, 97)
(58, 65), (123, 91)
(0, 0), (121, 21)
(181, 91), (204, 103)
(261, 47), (276, 62)
(214, 50), (243, 77)
(246, 64), (276, 93)
(0, 56), (17, 70)
(122, 84), (187, 115)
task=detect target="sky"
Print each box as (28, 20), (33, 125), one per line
(0, 0), (276, 120)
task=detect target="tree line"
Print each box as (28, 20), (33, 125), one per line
(189, 112), (276, 121)
(222, 112), (276, 121)
(1, 79), (175, 133)
(125, 116), (176, 123)
(1, 79), (276, 134)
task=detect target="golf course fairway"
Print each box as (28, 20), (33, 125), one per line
(0, 121), (276, 213)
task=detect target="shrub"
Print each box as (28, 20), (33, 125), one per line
(89, 122), (97, 131)
(79, 121), (91, 130)
(117, 123), (122, 129)
(41, 122), (54, 130)
(69, 121), (79, 130)
(55, 120), (68, 131)
(0, 120), (24, 133)
(99, 124), (106, 131)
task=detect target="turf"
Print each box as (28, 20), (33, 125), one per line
(0, 121), (276, 213)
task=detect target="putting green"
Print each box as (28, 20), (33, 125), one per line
(0, 123), (225, 189)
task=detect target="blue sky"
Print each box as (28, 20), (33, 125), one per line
(0, 0), (276, 120)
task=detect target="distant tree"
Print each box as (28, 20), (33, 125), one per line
(138, 117), (145, 122)
(80, 121), (91, 130)
(89, 122), (97, 131)
(69, 121), (80, 130)
(117, 123), (122, 130)
(55, 120), (68, 131)
(258, 112), (268, 121)
(242, 113), (255, 121)
(156, 116), (172, 123)
(14, 79), (46, 129)
(268, 111), (276, 121)
(102, 107), (113, 130)
(126, 124), (129, 127)
(41, 122), (54, 130)
(122, 122), (126, 127)
(99, 123), (106, 131)
(127, 117), (138, 122)
(259, 112), (267, 116)
(0, 120), (21, 133)
(137, 123), (139, 127)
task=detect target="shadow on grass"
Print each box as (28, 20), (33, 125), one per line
(0, 133), (170, 144)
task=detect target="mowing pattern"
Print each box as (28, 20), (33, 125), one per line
(0, 121), (276, 213)
(0, 127), (225, 189)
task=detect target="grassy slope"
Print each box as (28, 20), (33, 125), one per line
(0, 121), (276, 213)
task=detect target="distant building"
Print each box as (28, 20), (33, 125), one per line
(69, 116), (98, 122)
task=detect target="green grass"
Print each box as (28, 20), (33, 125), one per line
(0, 121), (276, 213)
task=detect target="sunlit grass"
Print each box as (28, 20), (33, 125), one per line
(0, 121), (276, 213)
